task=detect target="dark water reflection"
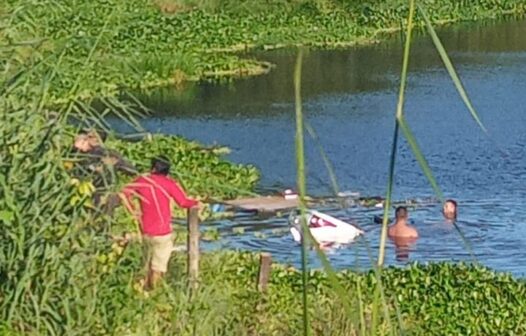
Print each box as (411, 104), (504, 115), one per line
(112, 19), (526, 277)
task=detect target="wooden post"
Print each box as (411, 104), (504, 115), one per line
(257, 252), (272, 292)
(187, 207), (199, 290)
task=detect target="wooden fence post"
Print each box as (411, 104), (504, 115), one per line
(257, 252), (272, 292)
(187, 207), (200, 290)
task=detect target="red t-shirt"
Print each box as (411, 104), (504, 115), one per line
(123, 174), (198, 236)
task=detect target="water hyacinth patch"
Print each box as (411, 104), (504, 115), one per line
(109, 134), (260, 200)
(5, 0), (526, 105)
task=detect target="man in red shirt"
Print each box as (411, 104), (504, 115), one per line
(122, 156), (198, 290)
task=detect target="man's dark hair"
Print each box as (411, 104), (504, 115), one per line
(151, 156), (171, 175)
(445, 199), (457, 207)
(94, 129), (108, 142)
(395, 206), (408, 219)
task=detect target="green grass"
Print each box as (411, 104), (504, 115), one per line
(68, 250), (526, 335)
(294, 49), (311, 336)
(108, 134), (260, 200)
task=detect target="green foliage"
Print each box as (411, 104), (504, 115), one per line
(111, 251), (524, 335)
(109, 134), (260, 200)
(4, 0), (526, 105)
(0, 112), (112, 334)
(204, 252), (526, 335)
(0, 5), (259, 335)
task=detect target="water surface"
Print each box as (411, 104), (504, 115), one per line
(113, 19), (526, 276)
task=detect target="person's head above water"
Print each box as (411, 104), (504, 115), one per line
(395, 206), (408, 222)
(443, 199), (457, 220)
(151, 156), (171, 175)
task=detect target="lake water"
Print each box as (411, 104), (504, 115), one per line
(112, 19), (526, 277)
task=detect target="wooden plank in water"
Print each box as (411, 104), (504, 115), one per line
(223, 196), (299, 212)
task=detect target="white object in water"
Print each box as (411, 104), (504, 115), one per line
(289, 210), (364, 244)
(283, 189), (299, 200)
(337, 190), (360, 198)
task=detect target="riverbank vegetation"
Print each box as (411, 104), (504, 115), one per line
(4, 0), (526, 105)
(2, 0), (526, 334)
(3, 246), (526, 335)
(109, 135), (259, 199)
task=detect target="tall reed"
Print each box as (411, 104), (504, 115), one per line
(378, 0), (416, 267)
(294, 49), (311, 336)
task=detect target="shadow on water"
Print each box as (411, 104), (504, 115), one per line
(112, 19), (526, 276)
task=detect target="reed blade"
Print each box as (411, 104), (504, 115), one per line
(305, 121), (340, 197)
(418, 4), (488, 133)
(378, 0), (415, 267)
(294, 49), (310, 336)
(397, 116), (476, 261)
(398, 117), (443, 199)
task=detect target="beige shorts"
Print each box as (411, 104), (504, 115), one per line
(143, 234), (174, 273)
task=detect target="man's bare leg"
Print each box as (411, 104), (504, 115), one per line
(144, 267), (163, 290)
(150, 270), (163, 288)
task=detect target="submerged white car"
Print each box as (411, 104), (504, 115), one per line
(289, 210), (364, 245)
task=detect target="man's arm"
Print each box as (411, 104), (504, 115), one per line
(114, 155), (137, 176)
(120, 180), (140, 217)
(166, 178), (198, 208)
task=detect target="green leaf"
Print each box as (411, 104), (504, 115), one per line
(0, 210), (14, 223)
(418, 4), (488, 133)
(398, 116), (443, 200)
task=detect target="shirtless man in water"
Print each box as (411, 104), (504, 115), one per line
(388, 206), (419, 238)
(388, 206), (418, 261)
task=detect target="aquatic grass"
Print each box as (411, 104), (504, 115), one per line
(295, 48), (359, 334)
(5, 0), (526, 106)
(109, 134), (260, 201)
(204, 252), (526, 335)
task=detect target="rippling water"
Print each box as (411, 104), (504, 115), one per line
(113, 19), (526, 277)
(197, 197), (526, 277)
